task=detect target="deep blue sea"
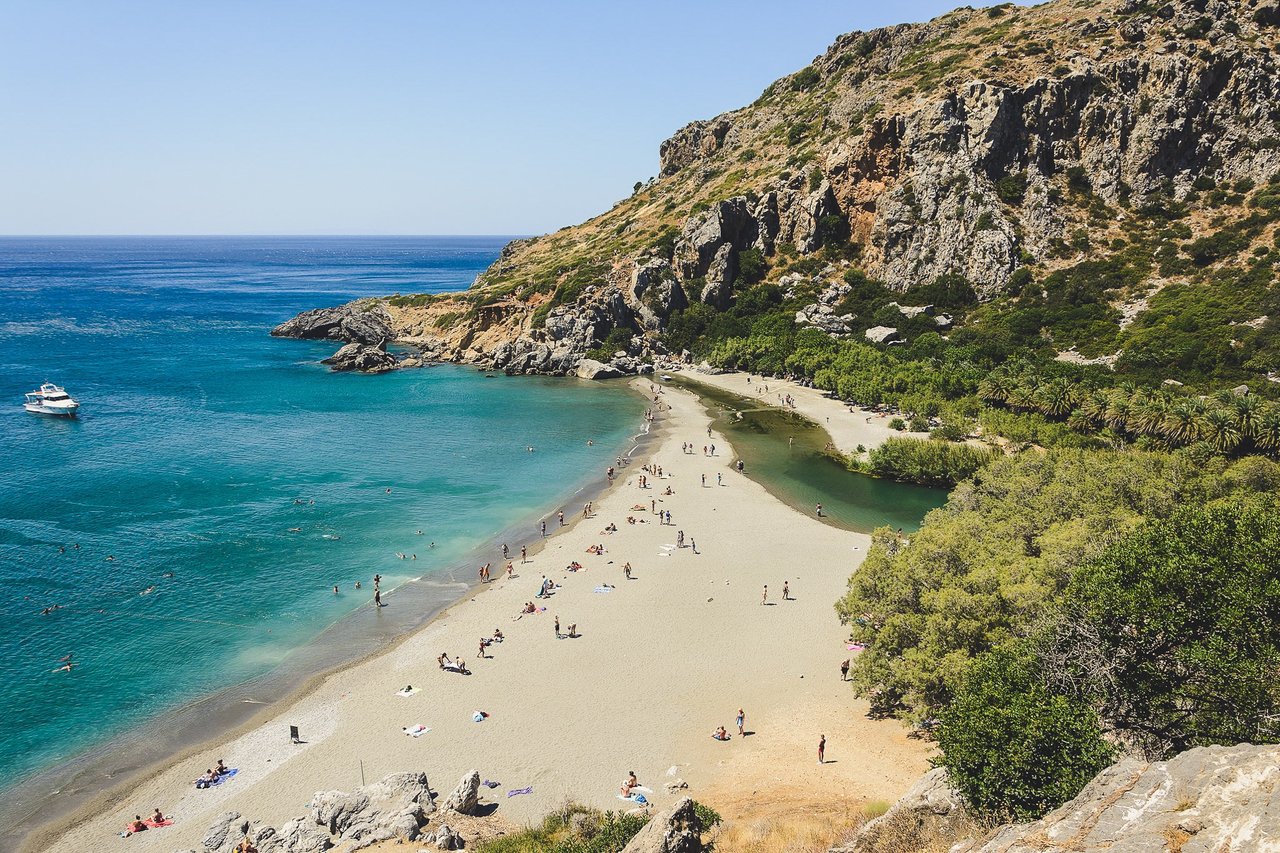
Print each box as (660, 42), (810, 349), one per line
(0, 237), (644, 791)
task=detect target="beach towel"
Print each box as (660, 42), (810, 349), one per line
(846, 643), (866, 653)
(210, 768), (239, 786)
(402, 724), (431, 737)
(617, 793), (649, 804)
(593, 586), (614, 593)
(144, 819), (174, 828)
(395, 687), (419, 697)
(483, 780), (501, 789)
(507, 786), (533, 797)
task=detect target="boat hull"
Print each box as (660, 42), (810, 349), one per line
(24, 403), (79, 417)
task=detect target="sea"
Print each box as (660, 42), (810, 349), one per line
(0, 236), (647, 799)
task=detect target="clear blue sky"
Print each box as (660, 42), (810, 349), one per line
(1, 1), (997, 236)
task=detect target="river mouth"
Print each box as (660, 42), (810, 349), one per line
(672, 378), (948, 533)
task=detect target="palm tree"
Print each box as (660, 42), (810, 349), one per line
(1254, 404), (1280, 453)
(1066, 408), (1092, 433)
(1079, 389), (1111, 426)
(1200, 407), (1242, 454)
(1036, 376), (1080, 418)
(978, 373), (1014, 403)
(1007, 383), (1039, 411)
(1130, 392), (1171, 439)
(1231, 393), (1265, 443)
(1162, 398), (1205, 446)
(1104, 389), (1134, 433)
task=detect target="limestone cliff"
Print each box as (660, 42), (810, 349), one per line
(275, 0), (1280, 376)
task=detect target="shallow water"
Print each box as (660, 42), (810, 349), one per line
(0, 237), (643, 790)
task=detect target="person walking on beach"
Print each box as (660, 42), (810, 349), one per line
(815, 503), (824, 517)
(690, 538), (696, 553)
(541, 520), (547, 538)
(701, 474), (706, 487)
(783, 581), (790, 601)
(374, 588), (382, 607)
(624, 562), (632, 580)
(817, 734), (826, 764)
(736, 708), (745, 736)
(554, 615), (561, 639)
(502, 544), (509, 559)
(521, 545), (527, 563)
(558, 510), (565, 526)
(761, 585), (768, 606)
(840, 658), (850, 681)
(717, 472), (722, 486)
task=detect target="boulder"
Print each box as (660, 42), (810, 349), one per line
(442, 770), (481, 815)
(271, 304), (393, 345)
(577, 359), (624, 380)
(310, 771), (434, 845)
(272, 818), (334, 853)
(430, 824), (464, 850)
(864, 326), (902, 344)
(320, 342), (399, 373)
(620, 796), (705, 853)
(831, 767), (967, 853)
(952, 744), (1280, 852)
(201, 812), (248, 851)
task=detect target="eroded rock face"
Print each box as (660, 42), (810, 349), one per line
(620, 796), (705, 853)
(952, 744), (1280, 853)
(271, 305), (393, 345)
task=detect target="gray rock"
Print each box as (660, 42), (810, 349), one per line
(576, 359), (624, 380)
(272, 818), (334, 853)
(202, 812), (247, 851)
(311, 771), (434, 845)
(430, 824), (464, 850)
(272, 304), (393, 346)
(620, 796), (705, 853)
(952, 744), (1280, 852)
(320, 342), (399, 373)
(865, 326), (901, 344)
(442, 770), (481, 815)
(831, 767), (967, 853)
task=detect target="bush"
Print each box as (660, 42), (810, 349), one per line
(889, 417), (906, 431)
(867, 437), (1001, 485)
(790, 65), (821, 91)
(736, 248), (766, 286)
(1053, 500), (1280, 758)
(938, 645), (1114, 822)
(995, 172), (1028, 206)
(476, 804), (649, 853)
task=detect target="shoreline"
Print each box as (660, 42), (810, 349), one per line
(671, 367), (900, 457)
(32, 376), (932, 852)
(9, 375), (656, 853)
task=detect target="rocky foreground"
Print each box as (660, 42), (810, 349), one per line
(836, 743), (1280, 852)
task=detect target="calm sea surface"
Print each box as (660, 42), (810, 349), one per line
(0, 237), (645, 789)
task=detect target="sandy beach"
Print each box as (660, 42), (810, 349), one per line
(38, 379), (930, 851)
(672, 369), (899, 457)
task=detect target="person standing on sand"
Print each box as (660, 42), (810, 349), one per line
(783, 581), (790, 600)
(818, 734), (826, 764)
(541, 520), (547, 538)
(841, 658), (850, 681)
(558, 510), (565, 526)
(502, 544), (509, 560)
(736, 708), (745, 736)
(816, 503), (824, 517)
(624, 562), (632, 579)
(554, 615), (561, 639)
(762, 585), (768, 606)
(374, 588), (382, 607)
(521, 545), (527, 563)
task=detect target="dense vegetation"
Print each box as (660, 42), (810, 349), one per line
(937, 500), (1280, 819)
(476, 802), (719, 853)
(859, 437), (1002, 486)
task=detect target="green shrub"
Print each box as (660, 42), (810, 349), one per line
(995, 172), (1028, 205)
(790, 66), (821, 91)
(867, 437), (1001, 485)
(938, 645), (1114, 822)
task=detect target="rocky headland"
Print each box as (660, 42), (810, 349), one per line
(274, 0), (1280, 384)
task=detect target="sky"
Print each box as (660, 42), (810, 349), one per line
(1, 1), (1001, 236)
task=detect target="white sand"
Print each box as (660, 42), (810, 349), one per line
(43, 381), (930, 852)
(672, 368), (900, 456)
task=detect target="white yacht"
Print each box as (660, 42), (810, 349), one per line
(23, 383), (81, 417)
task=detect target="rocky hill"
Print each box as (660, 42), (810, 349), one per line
(276, 0), (1280, 388)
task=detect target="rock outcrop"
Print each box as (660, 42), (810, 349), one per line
(619, 797), (706, 853)
(441, 770), (481, 816)
(320, 342), (399, 373)
(952, 744), (1280, 853)
(186, 772), (439, 853)
(271, 304), (393, 346)
(831, 768), (969, 853)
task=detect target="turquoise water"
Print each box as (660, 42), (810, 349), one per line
(0, 237), (644, 790)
